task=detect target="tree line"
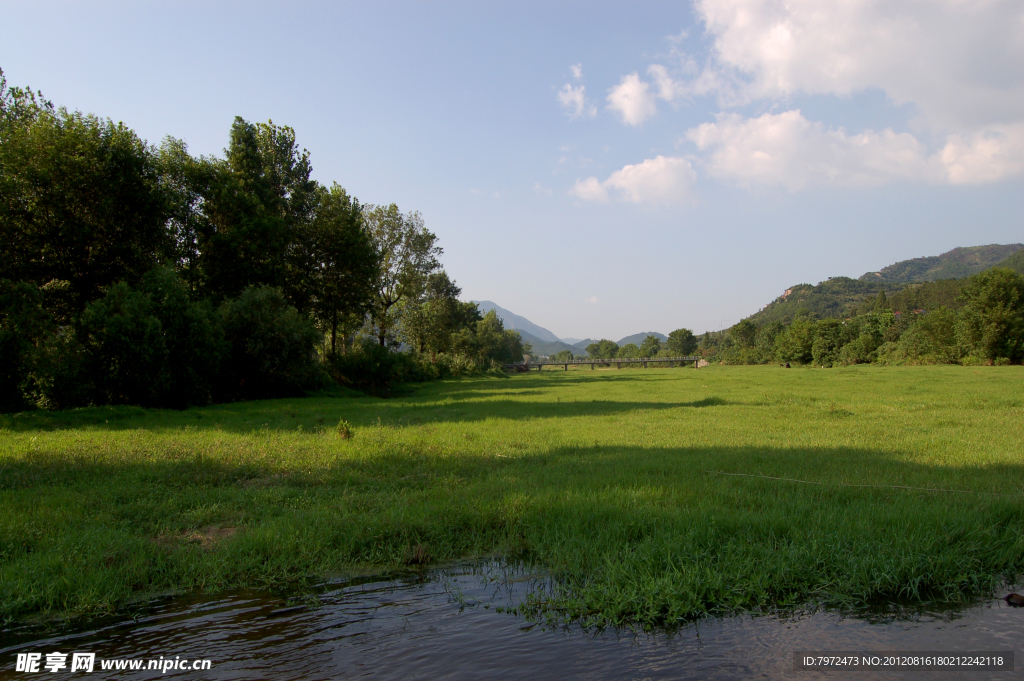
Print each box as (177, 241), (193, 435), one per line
(702, 267), (1024, 367)
(0, 69), (526, 411)
(543, 329), (698, 363)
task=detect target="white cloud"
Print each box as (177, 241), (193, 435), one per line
(939, 124), (1024, 184)
(558, 64), (596, 119)
(569, 176), (608, 202)
(571, 155), (697, 204)
(606, 73), (657, 126)
(686, 110), (1024, 189)
(647, 64), (685, 102)
(533, 181), (554, 196)
(691, 0), (1024, 130)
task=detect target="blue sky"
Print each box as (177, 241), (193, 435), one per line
(3, 1), (1022, 339)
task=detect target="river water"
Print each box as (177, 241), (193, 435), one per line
(2, 562), (1021, 680)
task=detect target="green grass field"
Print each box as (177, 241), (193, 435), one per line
(2, 365), (1023, 627)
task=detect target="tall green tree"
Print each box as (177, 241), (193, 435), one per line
(474, 310), (529, 364)
(197, 117), (316, 301)
(363, 204), (441, 346)
(730, 320), (757, 348)
(400, 271), (480, 357)
(0, 70), (170, 313)
(639, 335), (661, 357)
(666, 328), (697, 355)
(617, 343), (640, 359)
(586, 339), (619, 359)
(956, 267), (1024, 362)
(292, 184), (378, 356)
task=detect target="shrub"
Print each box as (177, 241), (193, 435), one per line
(329, 337), (425, 396)
(956, 268), (1024, 363)
(76, 268), (226, 407)
(0, 280), (52, 411)
(775, 318), (815, 364)
(219, 285), (326, 400)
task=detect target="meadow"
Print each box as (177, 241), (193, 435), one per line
(2, 365), (1023, 628)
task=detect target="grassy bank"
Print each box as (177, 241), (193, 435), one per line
(2, 365), (1024, 628)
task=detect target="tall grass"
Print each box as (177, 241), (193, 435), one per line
(1, 365), (1023, 627)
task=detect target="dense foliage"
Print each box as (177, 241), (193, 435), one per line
(0, 69), (524, 410)
(705, 267), (1024, 367)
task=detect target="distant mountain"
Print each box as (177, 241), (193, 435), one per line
(995, 249), (1024, 275)
(560, 338), (586, 345)
(746, 243), (1024, 326)
(472, 301), (560, 342)
(859, 244), (1023, 285)
(617, 331), (667, 346)
(516, 330), (581, 357)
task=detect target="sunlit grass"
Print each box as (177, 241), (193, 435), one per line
(2, 365), (1023, 626)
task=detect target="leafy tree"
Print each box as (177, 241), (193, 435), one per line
(666, 328), (697, 355)
(775, 318), (815, 364)
(196, 117), (316, 301)
(956, 267), (1024, 362)
(639, 335), (661, 357)
(155, 137), (218, 291)
(730, 320), (757, 348)
(552, 349), (574, 362)
(77, 268), (226, 407)
(292, 184), (378, 356)
(218, 285), (324, 400)
(363, 204), (441, 346)
(617, 343), (640, 359)
(400, 271), (481, 357)
(1, 71), (170, 312)
(811, 319), (853, 367)
(586, 339), (619, 359)
(474, 310), (529, 363)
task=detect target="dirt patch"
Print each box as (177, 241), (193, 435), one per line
(154, 525), (239, 550)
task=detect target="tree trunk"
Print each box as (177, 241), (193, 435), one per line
(330, 313), (337, 358)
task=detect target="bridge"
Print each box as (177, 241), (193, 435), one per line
(505, 356), (702, 371)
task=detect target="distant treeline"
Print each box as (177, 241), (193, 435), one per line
(545, 329), (699, 362)
(0, 69), (526, 411)
(703, 268), (1024, 367)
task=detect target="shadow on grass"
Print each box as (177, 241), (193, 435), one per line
(0, 395), (734, 434)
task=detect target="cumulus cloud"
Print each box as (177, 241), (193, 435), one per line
(939, 125), (1024, 184)
(606, 73), (658, 126)
(606, 67), (688, 126)
(691, 0), (1024, 130)
(569, 176), (609, 202)
(686, 110), (1024, 189)
(558, 63), (596, 119)
(571, 156), (697, 204)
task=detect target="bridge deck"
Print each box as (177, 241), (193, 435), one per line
(504, 356), (701, 371)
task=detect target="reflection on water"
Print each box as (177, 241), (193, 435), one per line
(1, 562), (1021, 680)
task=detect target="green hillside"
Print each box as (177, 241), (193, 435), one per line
(747, 277), (884, 325)
(746, 244), (1022, 326)
(859, 244), (1022, 285)
(995, 249), (1024, 275)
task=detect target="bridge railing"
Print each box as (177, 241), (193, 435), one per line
(504, 356), (700, 367)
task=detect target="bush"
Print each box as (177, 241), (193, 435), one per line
(219, 285), (326, 400)
(775, 318), (815, 364)
(0, 280), (52, 411)
(956, 268), (1024, 363)
(76, 268), (227, 407)
(329, 338), (426, 395)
